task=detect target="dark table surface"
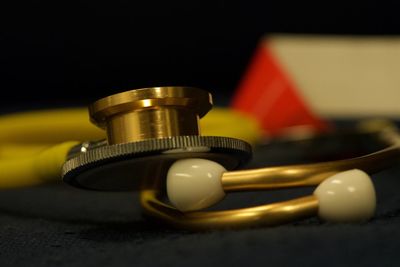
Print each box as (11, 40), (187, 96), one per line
(1, 125), (400, 267)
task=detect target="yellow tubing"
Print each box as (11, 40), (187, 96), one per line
(0, 108), (105, 144)
(201, 107), (262, 145)
(0, 144), (51, 158)
(0, 107), (261, 189)
(0, 141), (78, 188)
(0, 107), (261, 146)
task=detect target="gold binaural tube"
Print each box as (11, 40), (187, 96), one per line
(141, 190), (319, 230)
(141, 129), (400, 230)
(221, 145), (400, 192)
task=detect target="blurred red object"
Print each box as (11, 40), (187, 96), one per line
(231, 41), (329, 137)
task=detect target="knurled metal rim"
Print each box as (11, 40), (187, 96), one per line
(62, 135), (252, 180)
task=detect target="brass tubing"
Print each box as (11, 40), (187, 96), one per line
(222, 145), (400, 191)
(141, 129), (400, 230)
(140, 190), (319, 230)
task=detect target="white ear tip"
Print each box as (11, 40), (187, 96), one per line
(314, 169), (376, 223)
(166, 158), (226, 212)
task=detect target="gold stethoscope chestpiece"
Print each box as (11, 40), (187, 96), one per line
(59, 87), (400, 229)
(62, 87), (252, 191)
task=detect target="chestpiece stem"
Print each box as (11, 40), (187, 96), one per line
(89, 87), (213, 144)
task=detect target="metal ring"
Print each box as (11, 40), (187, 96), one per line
(62, 136), (251, 191)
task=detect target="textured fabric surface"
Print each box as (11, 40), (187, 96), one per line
(1, 131), (400, 266)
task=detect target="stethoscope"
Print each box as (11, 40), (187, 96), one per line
(1, 86), (400, 230)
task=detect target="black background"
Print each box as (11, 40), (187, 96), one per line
(1, 0), (400, 109)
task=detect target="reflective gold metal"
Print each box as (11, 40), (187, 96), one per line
(89, 87), (212, 144)
(88, 87), (400, 230)
(141, 190), (318, 230)
(221, 145), (400, 191)
(140, 128), (400, 230)
(65, 87), (250, 191)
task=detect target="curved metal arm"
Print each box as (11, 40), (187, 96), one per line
(140, 190), (318, 230)
(140, 129), (400, 230)
(222, 145), (400, 191)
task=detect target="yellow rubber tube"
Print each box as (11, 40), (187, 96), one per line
(0, 107), (261, 145)
(0, 107), (261, 189)
(0, 107), (261, 147)
(0, 108), (105, 144)
(0, 141), (78, 188)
